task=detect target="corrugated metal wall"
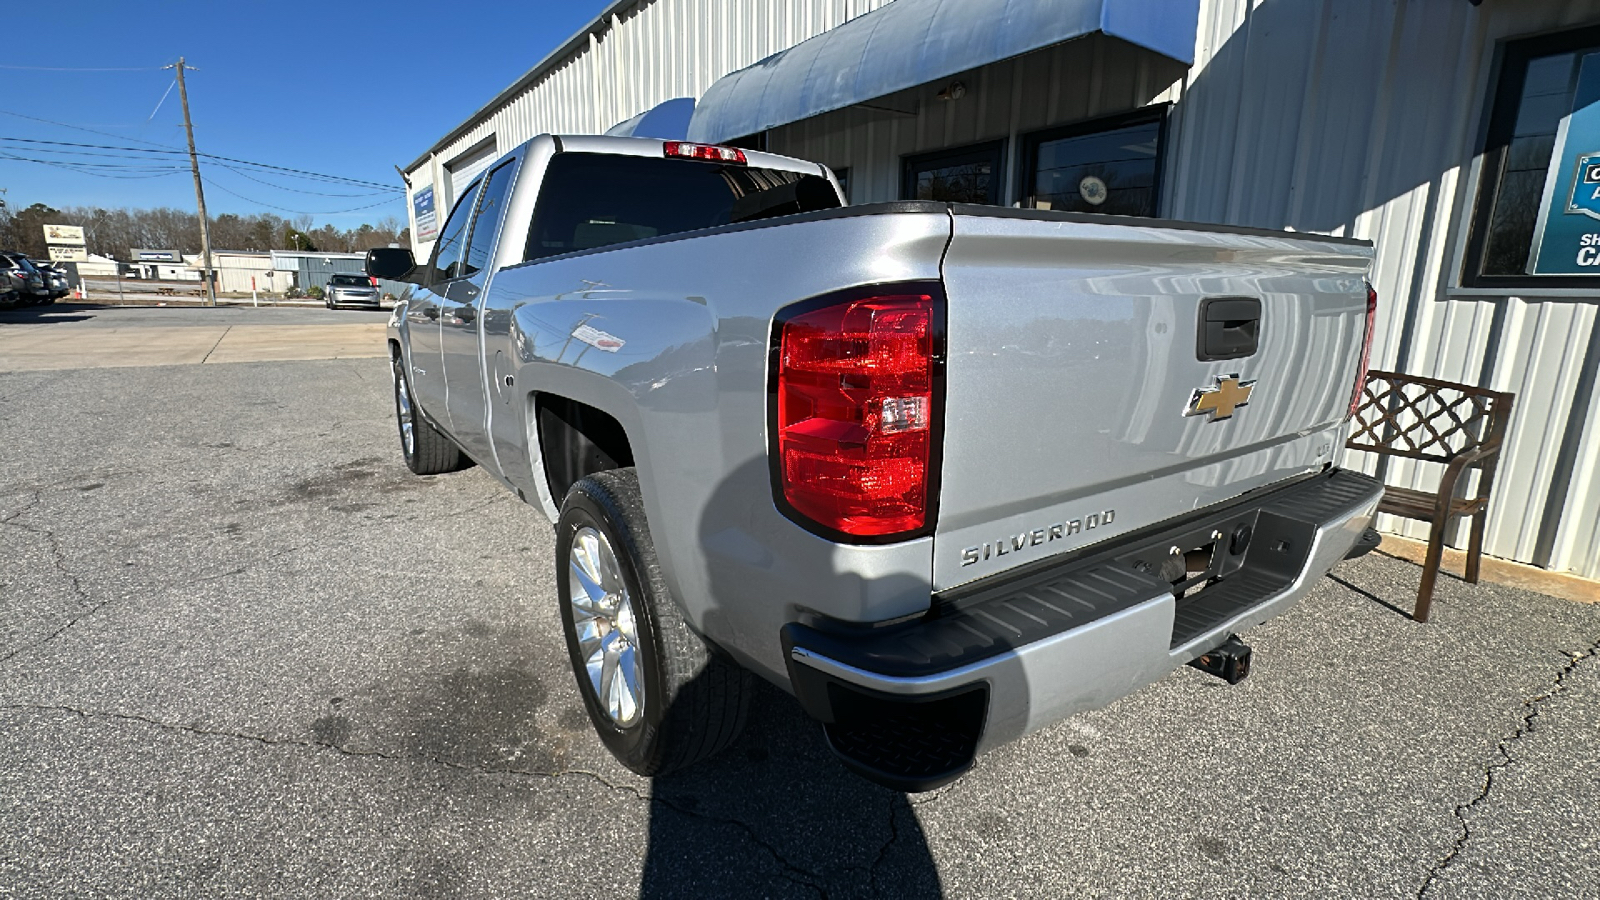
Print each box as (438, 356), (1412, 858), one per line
(407, 0), (1600, 578)
(770, 0), (1600, 579)
(1167, 0), (1600, 580)
(407, 0), (896, 240)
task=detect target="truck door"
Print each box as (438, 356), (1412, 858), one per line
(438, 158), (518, 469)
(408, 178), (482, 425)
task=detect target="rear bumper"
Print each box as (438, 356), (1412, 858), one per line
(783, 468), (1382, 790)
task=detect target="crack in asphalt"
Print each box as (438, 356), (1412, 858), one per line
(188, 545), (304, 585)
(440, 494), (514, 520)
(1, 702), (847, 899)
(0, 496), (305, 668)
(866, 792), (906, 897)
(0, 492), (111, 668)
(1416, 637), (1600, 899)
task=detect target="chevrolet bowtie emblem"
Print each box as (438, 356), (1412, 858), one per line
(1185, 375), (1256, 421)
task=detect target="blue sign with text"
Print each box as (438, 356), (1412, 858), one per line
(412, 185), (438, 243)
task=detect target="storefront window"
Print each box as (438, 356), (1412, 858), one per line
(902, 141), (1005, 204)
(1022, 109), (1165, 217)
(833, 167), (852, 204)
(1465, 26), (1600, 287)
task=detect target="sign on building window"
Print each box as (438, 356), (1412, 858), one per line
(1530, 53), (1600, 274)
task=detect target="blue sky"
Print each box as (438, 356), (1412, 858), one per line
(1, 0), (611, 228)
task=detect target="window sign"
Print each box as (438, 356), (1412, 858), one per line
(1530, 52), (1600, 273)
(1462, 27), (1600, 287)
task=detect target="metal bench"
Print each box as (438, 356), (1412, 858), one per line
(1344, 370), (1515, 622)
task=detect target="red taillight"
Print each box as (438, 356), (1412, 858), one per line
(775, 291), (939, 538)
(663, 141), (747, 164)
(1349, 283), (1378, 418)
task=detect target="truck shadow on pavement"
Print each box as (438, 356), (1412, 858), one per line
(639, 676), (942, 898)
(635, 453), (944, 897)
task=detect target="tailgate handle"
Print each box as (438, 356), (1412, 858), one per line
(1197, 297), (1261, 361)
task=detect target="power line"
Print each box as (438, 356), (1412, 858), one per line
(197, 151), (405, 193)
(0, 115), (405, 191)
(200, 176), (403, 215)
(0, 139), (393, 198)
(147, 78), (178, 123)
(0, 107), (185, 151)
(0, 142), (188, 164)
(0, 151), (185, 179)
(210, 163), (396, 198)
(0, 64), (164, 71)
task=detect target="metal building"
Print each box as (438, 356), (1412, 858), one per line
(402, 0), (1600, 580)
(268, 250), (410, 298)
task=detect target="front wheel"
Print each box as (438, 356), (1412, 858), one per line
(557, 468), (751, 776)
(391, 353), (466, 475)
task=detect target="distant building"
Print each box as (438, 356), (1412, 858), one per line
(129, 249), (195, 282)
(269, 249), (408, 297)
(187, 250), (279, 294)
(70, 254), (118, 278)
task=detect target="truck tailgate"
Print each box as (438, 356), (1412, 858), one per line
(934, 207), (1373, 591)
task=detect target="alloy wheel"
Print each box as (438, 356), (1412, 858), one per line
(566, 525), (645, 726)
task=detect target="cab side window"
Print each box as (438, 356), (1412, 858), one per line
(461, 161), (517, 278)
(427, 180), (481, 286)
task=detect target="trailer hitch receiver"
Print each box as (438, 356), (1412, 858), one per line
(1189, 635), (1252, 685)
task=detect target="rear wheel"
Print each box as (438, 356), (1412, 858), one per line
(392, 352), (465, 475)
(557, 468), (751, 776)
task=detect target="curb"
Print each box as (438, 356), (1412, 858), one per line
(1375, 534), (1599, 605)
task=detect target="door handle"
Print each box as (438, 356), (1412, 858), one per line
(1197, 297), (1261, 361)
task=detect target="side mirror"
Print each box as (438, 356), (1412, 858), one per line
(366, 247), (418, 283)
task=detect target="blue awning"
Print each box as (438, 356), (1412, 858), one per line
(687, 0), (1200, 144)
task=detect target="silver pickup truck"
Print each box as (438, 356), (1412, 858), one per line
(368, 134), (1383, 791)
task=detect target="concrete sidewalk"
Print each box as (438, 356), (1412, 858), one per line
(0, 322), (387, 371)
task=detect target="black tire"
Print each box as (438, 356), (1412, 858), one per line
(391, 352), (466, 475)
(557, 468), (751, 776)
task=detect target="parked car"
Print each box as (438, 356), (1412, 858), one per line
(367, 135), (1382, 791)
(324, 273), (381, 309)
(0, 253), (49, 305)
(0, 256), (25, 307)
(31, 260), (69, 302)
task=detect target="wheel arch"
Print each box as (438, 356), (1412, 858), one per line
(533, 392), (636, 508)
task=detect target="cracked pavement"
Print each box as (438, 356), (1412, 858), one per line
(2, 314), (1598, 897)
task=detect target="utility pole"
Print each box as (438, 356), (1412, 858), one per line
(167, 57), (216, 307)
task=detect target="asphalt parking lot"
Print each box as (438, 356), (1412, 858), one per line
(1, 306), (1597, 898)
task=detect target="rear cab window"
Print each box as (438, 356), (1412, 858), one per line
(525, 153), (842, 262)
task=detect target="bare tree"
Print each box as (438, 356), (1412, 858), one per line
(25, 202), (404, 260)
